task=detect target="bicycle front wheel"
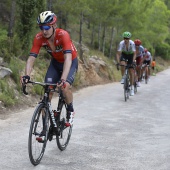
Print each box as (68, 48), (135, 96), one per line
(28, 103), (49, 166)
(56, 104), (72, 151)
(124, 76), (128, 101)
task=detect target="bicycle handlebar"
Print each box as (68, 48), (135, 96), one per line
(22, 81), (58, 95)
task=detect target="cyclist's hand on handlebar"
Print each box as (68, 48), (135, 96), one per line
(57, 79), (66, 88)
(116, 63), (120, 71)
(21, 75), (30, 84)
(20, 75), (30, 95)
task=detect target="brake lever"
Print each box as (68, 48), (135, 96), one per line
(22, 83), (28, 95)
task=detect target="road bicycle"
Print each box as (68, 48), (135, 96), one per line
(22, 81), (72, 166)
(121, 61), (137, 101)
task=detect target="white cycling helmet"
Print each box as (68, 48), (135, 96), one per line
(37, 11), (57, 25)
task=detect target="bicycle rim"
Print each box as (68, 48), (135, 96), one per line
(28, 103), (49, 165)
(56, 105), (72, 151)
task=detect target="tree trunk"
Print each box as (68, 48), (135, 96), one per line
(102, 24), (106, 54)
(8, 0), (16, 38)
(90, 24), (95, 46)
(79, 11), (83, 45)
(98, 23), (101, 51)
(109, 27), (114, 58)
(8, 0), (16, 53)
(58, 11), (62, 28)
(79, 11), (88, 69)
(47, 0), (53, 10)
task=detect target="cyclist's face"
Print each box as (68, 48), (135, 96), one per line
(40, 25), (53, 38)
(124, 38), (129, 44)
(135, 45), (139, 49)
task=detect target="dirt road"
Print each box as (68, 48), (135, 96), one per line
(1, 69), (170, 170)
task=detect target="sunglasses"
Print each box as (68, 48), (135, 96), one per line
(39, 25), (51, 30)
(124, 38), (129, 40)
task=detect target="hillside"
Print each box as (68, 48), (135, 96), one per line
(0, 51), (170, 119)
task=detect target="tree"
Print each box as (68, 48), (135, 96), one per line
(15, 0), (46, 54)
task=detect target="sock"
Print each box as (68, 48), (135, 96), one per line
(67, 102), (74, 112)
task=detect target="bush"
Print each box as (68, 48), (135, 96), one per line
(155, 43), (170, 60)
(9, 57), (24, 87)
(0, 78), (17, 106)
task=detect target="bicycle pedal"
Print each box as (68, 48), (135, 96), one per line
(36, 137), (44, 143)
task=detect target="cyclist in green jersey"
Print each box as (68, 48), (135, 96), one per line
(116, 31), (136, 96)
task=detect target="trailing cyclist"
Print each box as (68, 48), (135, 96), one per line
(21, 11), (78, 127)
(116, 31), (136, 96)
(151, 58), (156, 76)
(134, 39), (145, 87)
(141, 48), (152, 83)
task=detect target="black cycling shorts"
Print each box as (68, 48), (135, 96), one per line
(120, 53), (133, 65)
(45, 57), (78, 85)
(143, 60), (151, 65)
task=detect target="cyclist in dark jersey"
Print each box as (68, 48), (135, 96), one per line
(21, 11), (78, 127)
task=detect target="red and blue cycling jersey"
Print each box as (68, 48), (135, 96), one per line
(30, 28), (77, 63)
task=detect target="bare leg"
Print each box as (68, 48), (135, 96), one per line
(129, 68), (134, 86)
(62, 82), (73, 104)
(120, 61), (126, 77)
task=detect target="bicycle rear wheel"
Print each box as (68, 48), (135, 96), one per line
(28, 103), (49, 166)
(56, 104), (72, 151)
(134, 81), (137, 94)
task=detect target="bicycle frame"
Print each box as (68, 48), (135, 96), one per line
(23, 81), (68, 134)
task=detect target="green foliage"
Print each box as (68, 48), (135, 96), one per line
(155, 43), (170, 60)
(0, 29), (8, 45)
(9, 57), (24, 87)
(73, 71), (81, 87)
(0, 29), (12, 62)
(32, 75), (44, 95)
(31, 55), (50, 95)
(0, 78), (17, 106)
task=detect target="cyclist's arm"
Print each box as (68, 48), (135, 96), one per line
(133, 51), (136, 62)
(141, 54), (146, 63)
(116, 51), (121, 63)
(25, 56), (36, 76)
(61, 53), (72, 81)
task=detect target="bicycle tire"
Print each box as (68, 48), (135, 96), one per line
(56, 104), (72, 151)
(134, 81), (137, 94)
(127, 77), (130, 99)
(28, 103), (49, 166)
(124, 76), (128, 101)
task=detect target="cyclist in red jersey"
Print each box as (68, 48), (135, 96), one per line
(134, 39), (145, 87)
(21, 11), (78, 127)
